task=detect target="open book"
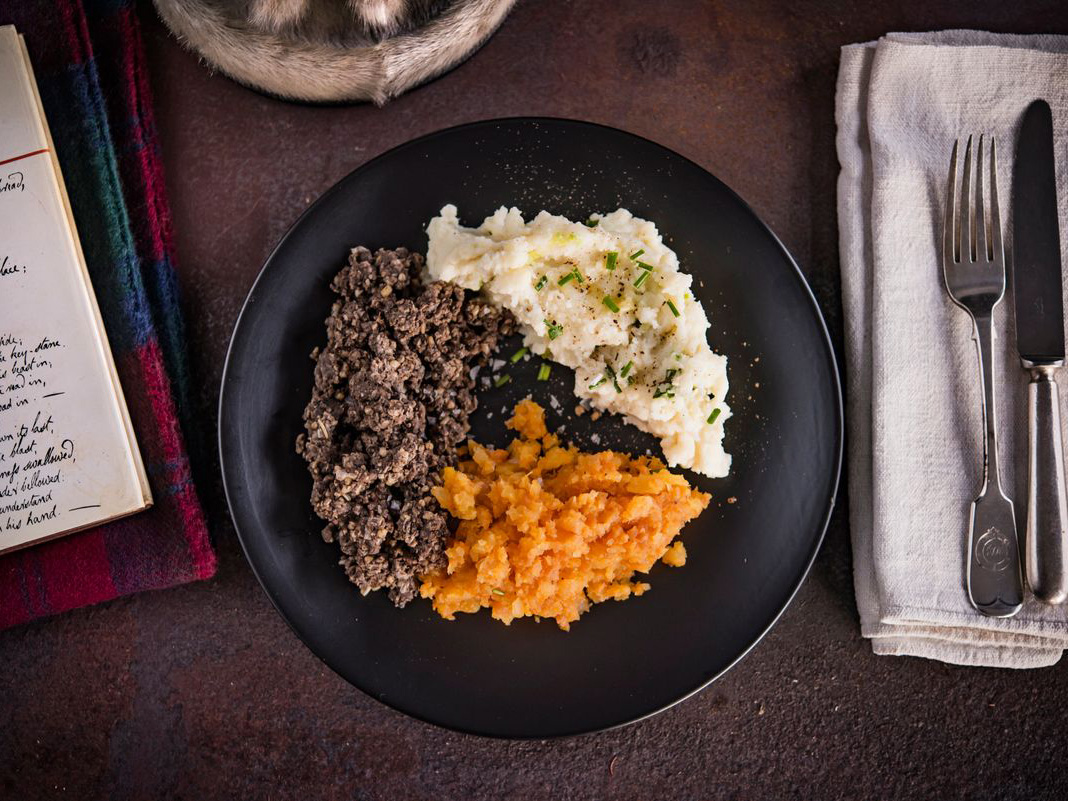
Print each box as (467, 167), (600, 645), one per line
(0, 26), (152, 554)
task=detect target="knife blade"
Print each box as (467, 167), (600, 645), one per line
(1013, 98), (1068, 605)
(1014, 99), (1064, 364)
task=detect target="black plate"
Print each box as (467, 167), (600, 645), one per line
(219, 118), (843, 738)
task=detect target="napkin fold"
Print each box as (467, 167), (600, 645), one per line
(0, 0), (215, 629)
(837, 31), (1068, 667)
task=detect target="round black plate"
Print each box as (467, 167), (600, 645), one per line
(219, 118), (842, 738)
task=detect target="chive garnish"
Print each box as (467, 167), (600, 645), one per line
(636, 261), (654, 272)
(573, 268), (585, 283)
(604, 363), (622, 392)
(494, 374), (512, 387)
(634, 271), (650, 289)
(606, 251), (618, 271)
(629, 249), (645, 260)
(537, 363), (551, 381)
(585, 218), (598, 227)
(589, 377), (607, 389)
(491, 588), (505, 596)
(534, 275), (548, 291)
(510, 347), (528, 363)
(545, 319), (563, 340)
(654, 368), (679, 399)
(620, 361), (633, 378)
(665, 300), (680, 317)
(707, 408), (722, 425)
(603, 295), (620, 313)
(558, 271), (576, 286)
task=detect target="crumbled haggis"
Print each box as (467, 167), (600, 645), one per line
(296, 247), (514, 605)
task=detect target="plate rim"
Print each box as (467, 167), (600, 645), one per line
(218, 115), (845, 739)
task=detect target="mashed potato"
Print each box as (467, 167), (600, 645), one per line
(426, 205), (731, 477)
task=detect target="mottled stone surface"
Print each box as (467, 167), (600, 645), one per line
(2, 0), (1068, 798)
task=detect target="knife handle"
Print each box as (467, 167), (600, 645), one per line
(1025, 365), (1068, 604)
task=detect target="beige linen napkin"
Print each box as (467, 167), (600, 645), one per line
(837, 31), (1068, 667)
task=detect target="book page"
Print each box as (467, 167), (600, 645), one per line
(0, 26), (151, 553)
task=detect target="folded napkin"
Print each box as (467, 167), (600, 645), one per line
(0, 0), (215, 629)
(837, 31), (1068, 668)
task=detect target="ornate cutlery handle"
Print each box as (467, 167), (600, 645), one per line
(967, 314), (1024, 617)
(1025, 365), (1068, 604)
(969, 494), (1025, 616)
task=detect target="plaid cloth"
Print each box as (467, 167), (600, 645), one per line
(0, 0), (215, 628)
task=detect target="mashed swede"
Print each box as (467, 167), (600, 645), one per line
(426, 205), (731, 477)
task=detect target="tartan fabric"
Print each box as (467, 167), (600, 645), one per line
(0, 0), (215, 628)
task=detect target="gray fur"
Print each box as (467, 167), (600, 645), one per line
(152, 0), (516, 104)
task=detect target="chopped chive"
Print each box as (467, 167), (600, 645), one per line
(537, 363), (551, 381)
(634, 271), (651, 289)
(491, 588), (505, 596)
(629, 249), (645, 260)
(665, 300), (680, 317)
(654, 368), (679, 399)
(494, 374), (512, 387)
(534, 275), (548, 291)
(620, 361), (633, 378)
(589, 377), (607, 389)
(603, 295), (620, 313)
(510, 347), (528, 364)
(604, 363), (622, 392)
(573, 268), (585, 283)
(707, 408), (722, 425)
(558, 271), (576, 286)
(606, 251), (619, 271)
(544, 319), (563, 340)
(675, 353), (683, 361)
(585, 218), (598, 227)
(637, 261), (654, 271)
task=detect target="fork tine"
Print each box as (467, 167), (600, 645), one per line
(976, 135), (988, 261)
(989, 136), (1003, 260)
(961, 135), (974, 262)
(944, 139), (959, 267)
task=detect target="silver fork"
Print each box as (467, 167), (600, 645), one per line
(942, 134), (1024, 617)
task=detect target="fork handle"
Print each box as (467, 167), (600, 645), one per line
(1025, 365), (1068, 604)
(967, 314), (1023, 617)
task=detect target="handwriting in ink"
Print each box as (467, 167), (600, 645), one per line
(0, 255), (26, 279)
(0, 171), (25, 194)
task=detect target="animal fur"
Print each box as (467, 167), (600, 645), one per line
(153, 0), (517, 105)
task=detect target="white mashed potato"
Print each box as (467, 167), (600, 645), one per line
(426, 205), (731, 478)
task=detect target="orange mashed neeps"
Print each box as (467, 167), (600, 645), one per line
(420, 399), (711, 629)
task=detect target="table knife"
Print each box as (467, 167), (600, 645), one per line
(1013, 99), (1068, 604)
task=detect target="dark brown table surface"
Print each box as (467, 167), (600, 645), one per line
(4, 1), (1068, 798)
